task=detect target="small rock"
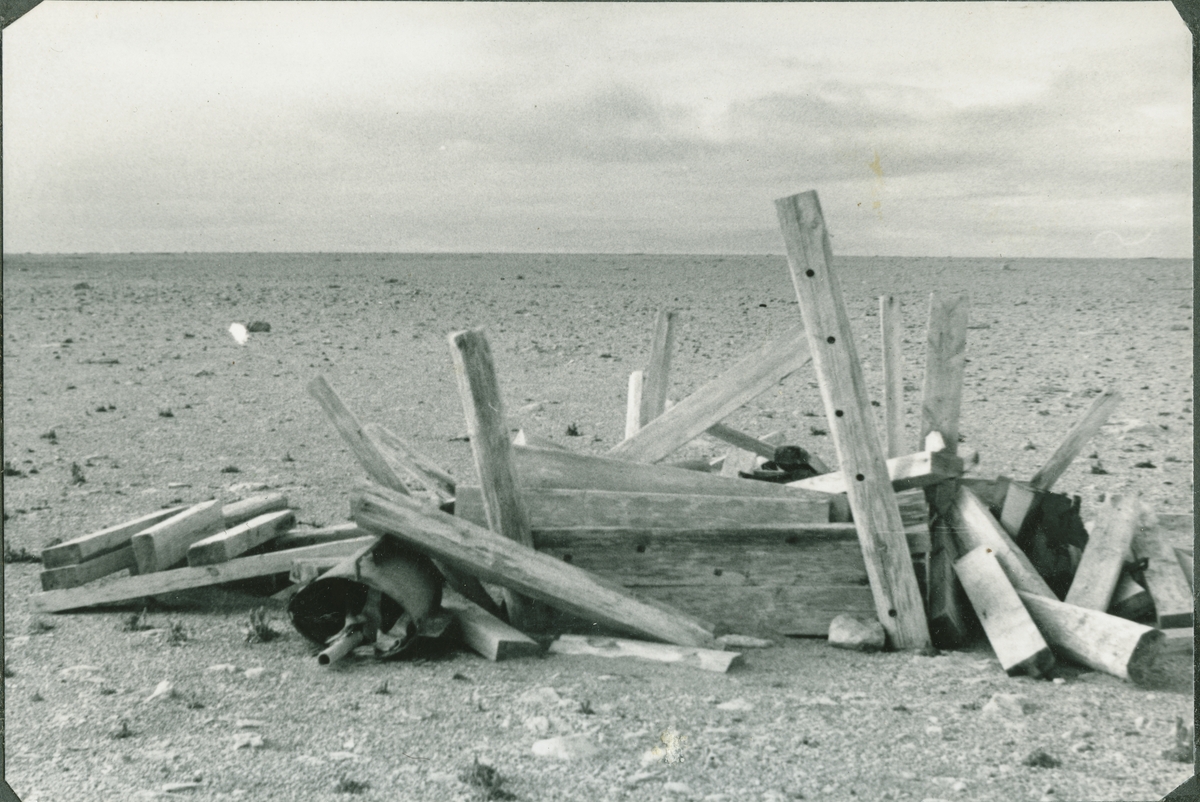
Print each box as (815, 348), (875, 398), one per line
(664, 781), (692, 795)
(982, 693), (1030, 718)
(898, 771), (917, 781)
(531, 734), (602, 761)
(162, 782), (203, 793)
(827, 614), (885, 652)
(145, 680), (174, 703)
(716, 697), (754, 712)
(1022, 440), (1037, 451)
(227, 482), (270, 494)
(716, 634), (775, 649)
(523, 715), (550, 734)
(246, 321), (271, 333)
(516, 401), (544, 415)
(232, 732), (263, 750)
(624, 770), (662, 788)
(1069, 741), (1093, 753)
(243, 668), (266, 679)
(206, 664), (237, 673)
(925, 725), (944, 738)
(234, 719), (265, 729)
(951, 780), (967, 792)
(1021, 749), (1061, 768)
(1052, 678), (1066, 685)
(518, 686), (561, 706)
(1089, 458), (1108, 475)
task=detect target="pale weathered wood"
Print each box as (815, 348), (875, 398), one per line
(31, 537), (379, 613)
(352, 483), (716, 647)
(307, 375), (410, 495)
(954, 546), (1054, 677)
(927, 518), (970, 649)
(272, 523), (364, 550)
(947, 485), (1056, 598)
(131, 500), (224, 574)
(1029, 388), (1122, 491)
(222, 493), (289, 528)
(187, 509), (296, 566)
(1108, 574), (1154, 621)
(639, 309), (677, 426)
(1064, 495), (1139, 610)
(787, 450), (962, 495)
(449, 329), (540, 630)
(442, 590), (541, 661)
(362, 423), (456, 502)
(998, 480), (1039, 538)
(1160, 627), (1193, 657)
(1133, 502), (1194, 629)
(512, 430), (567, 450)
(608, 326), (812, 463)
(1016, 590), (1164, 684)
(39, 545), (138, 591)
(777, 190), (929, 650)
(514, 524), (930, 555)
(455, 486), (829, 530)
(41, 506), (188, 569)
(1175, 547), (1193, 592)
(917, 293), (968, 453)
(549, 633), (742, 674)
(720, 430), (780, 477)
(625, 370), (645, 439)
(880, 295), (905, 459)
(704, 423), (779, 459)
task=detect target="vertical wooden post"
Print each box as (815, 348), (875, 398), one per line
(625, 370), (645, 439)
(879, 295), (905, 460)
(776, 190), (930, 650)
(639, 309), (677, 426)
(1132, 502), (1194, 629)
(449, 329), (542, 631)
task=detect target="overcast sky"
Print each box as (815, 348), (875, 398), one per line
(2, 2), (1192, 257)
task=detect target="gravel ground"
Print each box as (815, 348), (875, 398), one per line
(2, 252), (1193, 801)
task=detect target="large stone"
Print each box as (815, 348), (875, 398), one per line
(827, 614), (886, 652)
(531, 734), (603, 761)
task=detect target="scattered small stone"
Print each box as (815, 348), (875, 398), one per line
(530, 734), (602, 760)
(924, 725), (944, 738)
(827, 614), (885, 652)
(234, 719), (265, 729)
(517, 686), (561, 706)
(716, 634), (775, 649)
(233, 732), (264, 750)
(1052, 678), (1066, 685)
(982, 693), (1030, 718)
(1022, 440), (1037, 451)
(1022, 749), (1061, 768)
(206, 664), (237, 673)
(624, 770), (662, 788)
(243, 667), (266, 679)
(516, 401), (544, 415)
(716, 697), (755, 712)
(951, 780), (967, 793)
(145, 680), (174, 703)
(523, 715), (550, 734)
(664, 781), (692, 795)
(1134, 460), (1156, 469)
(1069, 741), (1093, 753)
(162, 782), (204, 793)
(246, 321), (271, 333)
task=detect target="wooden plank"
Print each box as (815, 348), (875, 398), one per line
(1108, 574), (1154, 621)
(879, 295), (906, 459)
(1016, 591), (1165, 684)
(1161, 627), (1193, 657)
(272, 523), (364, 550)
(916, 292), (968, 453)
(720, 431), (782, 478)
(954, 546), (1055, 677)
(704, 423), (779, 459)
(549, 634), (742, 674)
(1029, 388), (1122, 492)
(449, 328), (541, 630)
(625, 370), (645, 439)
(187, 509), (296, 567)
(947, 485), (1056, 598)
(512, 429), (567, 451)
(352, 483), (716, 647)
(639, 309), (678, 426)
(1064, 495), (1139, 610)
(928, 519), (970, 648)
(130, 500), (224, 574)
(362, 423), (456, 502)
(31, 537), (380, 613)
(442, 590), (542, 661)
(41, 506), (188, 568)
(787, 450), (962, 495)
(307, 375), (410, 495)
(39, 545), (137, 591)
(1175, 547), (1193, 592)
(998, 480), (1039, 538)
(513, 444), (832, 502)
(1132, 502), (1194, 629)
(222, 493), (289, 528)
(607, 326), (812, 464)
(455, 486), (829, 530)
(777, 190), (928, 650)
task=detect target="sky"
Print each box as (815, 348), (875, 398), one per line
(2, 2), (1192, 257)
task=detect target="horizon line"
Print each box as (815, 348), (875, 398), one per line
(2, 251), (1191, 261)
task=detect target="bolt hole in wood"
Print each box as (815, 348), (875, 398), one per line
(562, 554), (573, 563)
(888, 609), (898, 617)
(713, 568), (724, 577)
(785, 535), (800, 545)
(635, 544), (646, 553)
(805, 269), (815, 277)
(826, 336), (836, 344)
(835, 410), (844, 417)
(855, 473), (865, 481)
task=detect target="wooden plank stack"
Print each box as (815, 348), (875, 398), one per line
(28, 188), (1192, 682)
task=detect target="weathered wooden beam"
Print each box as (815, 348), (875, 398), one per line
(948, 485), (1055, 597)
(1016, 590), (1164, 685)
(361, 423), (456, 502)
(450, 329), (542, 630)
(608, 326), (812, 463)
(1133, 503), (1194, 629)
(307, 375), (410, 495)
(130, 500), (224, 574)
(625, 370), (645, 439)
(1030, 389), (1122, 492)
(223, 493), (289, 528)
(352, 483), (716, 647)
(720, 430), (778, 477)
(927, 518), (971, 648)
(442, 590), (542, 661)
(31, 537), (379, 613)
(786, 450), (962, 495)
(39, 545), (138, 591)
(520, 524), (930, 555)
(998, 479), (1039, 538)
(549, 633), (742, 674)
(777, 190), (929, 650)
(954, 546), (1054, 677)
(1063, 495), (1139, 611)
(704, 423), (779, 459)
(639, 309), (678, 426)
(1175, 547), (1193, 593)
(187, 509), (296, 567)
(879, 295), (906, 459)
(917, 293), (968, 454)
(1108, 574), (1154, 621)
(41, 506), (188, 569)
(512, 429), (566, 451)
(272, 523), (364, 550)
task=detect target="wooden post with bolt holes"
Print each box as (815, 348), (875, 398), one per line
(776, 190), (930, 650)
(639, 310), (677, 427)
(879, 295), (905, 460)
(449, 329), (546, 631)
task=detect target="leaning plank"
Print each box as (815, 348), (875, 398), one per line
(442, 590), (541, 661)
(40, 545), (138, 591)
(130, 500), (224, 574)
(187, 509), (296, 567)
(512, 429), (568, 451)
(1063, 495), (1139, 611)
(721, 431), (782, 478)
(947, 485), (1056, 598)
(1132, 502), (1194, 629)
(272, 523), (364, 550)
(998, 480), (1039, 538)
(1016, 590), (1164, 685)
(954, 546), (1054, 677)
(449, 329), (541, 631)
(307, 375), (410, 495)
(352, 483), (716, 647)
(704, 424), (779, 459)
(928, 518), (971, 649)
(787, 450), (962, 494)
(549, 633), (741, 674)
(1029, 388), (1122, 492)
(513, 444), (832, 502)
(880, 295), (906, 459)
(41, 506), (188, 569)
(625, 370), (645, 439)
(455, 486), (830, 530)
(608, 326), (812, 464)
(639, 309), (678, 426)
(777, 190), (929, 650)
(31, 537), (379, 613)
(1174, 547), (1193, 592)
(223, 493), (289, 529)
(362, 423), (457, 502)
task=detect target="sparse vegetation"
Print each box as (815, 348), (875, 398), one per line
(372, 679), (390, 695)
(109, 719), (135, 739)
(27, 617), (56, 635)
(4, 461), (26, 477)
(244, 607), (279, 644)
(70, 462), (86, 484)
(220, 465), (241, 474)
(565, 423), (581, 437)
(158, 408), (174, 418)
(4, 544), (41, 564)
(459, 756), (516, 801)
(123, 609), (153, 632)
(334, 778), (370, 795)
(165, 620), (189, 646)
